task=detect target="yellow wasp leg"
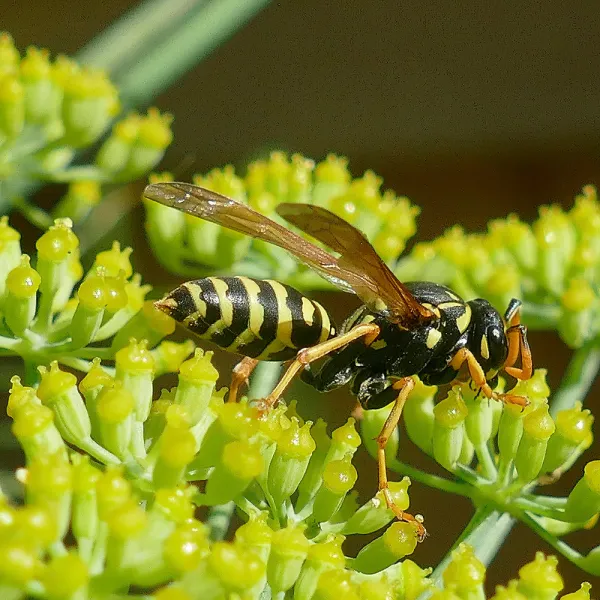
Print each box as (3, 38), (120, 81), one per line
(258, 323), (381, 411)
(376, 376), (426, 541)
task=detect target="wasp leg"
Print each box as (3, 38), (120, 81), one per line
(228, 357), (260, 403)
(449, 348), (528, 407)
(503, 306), (533, 380)
(375, 376), (426, 541)
(257, 323), (381, 412)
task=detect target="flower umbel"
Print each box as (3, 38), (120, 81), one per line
(0, 217), (192, 382)
(0, 33), (172, 228)
(2, 347), (597, 598)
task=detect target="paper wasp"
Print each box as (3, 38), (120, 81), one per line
(144, 181), (533, 540)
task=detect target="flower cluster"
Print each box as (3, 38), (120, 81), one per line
(2, 346), (595, 598)
(144, 152), (420, 282)
(0, 32), (172, 227)
(3, 348), (429, 598)
(395, 185), (600, 347)
(0, 215), (192, 377)
(363, 371), (600, 577)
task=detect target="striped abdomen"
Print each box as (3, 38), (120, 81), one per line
(156, 276), (336, 361)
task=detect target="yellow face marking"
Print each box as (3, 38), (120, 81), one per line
(238, 277), (264, 336)
(480, 334), (490, 360)
(267, 280), (294, 347)
(314, 301), (332, 343)
(455, 304), (472, 334)
(371, 339), (387, 350)
(301, 297), (315, 326)
(425, 328), (442, 349)
(446, 290), (461, 301)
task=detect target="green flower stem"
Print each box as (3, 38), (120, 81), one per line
(77, 437), (121, 466)
(550, 338), (600, 416)
(11, 197), (54, 229)
(58, 357), (95, 373)
(207, 501), (235, 541)
(522, 493), (568, 508)
(34, 292), (55, 333)
(421, 508), (515, 598)
(89, 522), (109, 576)
(388, 459), (472, 498)
(79, 0), (270, 109)
(474, 443), (497, 481)
(454, 463), (487, 486)
(23, 359), (40, 386)
(512, 497), (567, 520)
(420, 507), (487, 595)
(66, 347), (115, 360)
(520, 512), (600, 576)
(457, 510), (515, 565)
(247, 360), (283, 400)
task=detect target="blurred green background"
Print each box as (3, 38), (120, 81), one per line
(4, 0), (600, 592)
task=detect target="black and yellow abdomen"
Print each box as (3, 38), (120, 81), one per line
(156, 276), (336, 361)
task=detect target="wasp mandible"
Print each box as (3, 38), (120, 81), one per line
(144, 182), (533, 540)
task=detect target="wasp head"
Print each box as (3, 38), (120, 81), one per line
(467, 298), (508, 382)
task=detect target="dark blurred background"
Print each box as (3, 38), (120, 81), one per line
(5, 0), (600, 592)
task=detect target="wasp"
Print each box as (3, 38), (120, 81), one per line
(144, 182), (533, 540)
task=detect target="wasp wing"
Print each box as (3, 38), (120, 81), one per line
(276, 203), (434, 327)
(143, 182), (356, 293)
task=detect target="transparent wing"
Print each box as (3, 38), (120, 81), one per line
(144, 182), (434, 327)
(144, 182), (355, 293)
(277, 202), (434, 326)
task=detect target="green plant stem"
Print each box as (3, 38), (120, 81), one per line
(454, 463), (486, 486)
(420, 508), (515, 598)
(79, 0), (270, 109)
(58, 357), (95, 373)
(512, 497), (566, 520)
(388, 458), (472, 498)
(520, 512), (600, 576)
(207, 502), (235, 541)
(475, 443), (497, 481)
(522, 493), (568, 508)
(550, 338), (600, 416)
(12, 197), (54, 229)
(23, 359), (39, 387)
(247, 360), (282, 400)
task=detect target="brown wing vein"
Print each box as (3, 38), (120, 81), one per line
(144, 182), (433, 327)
